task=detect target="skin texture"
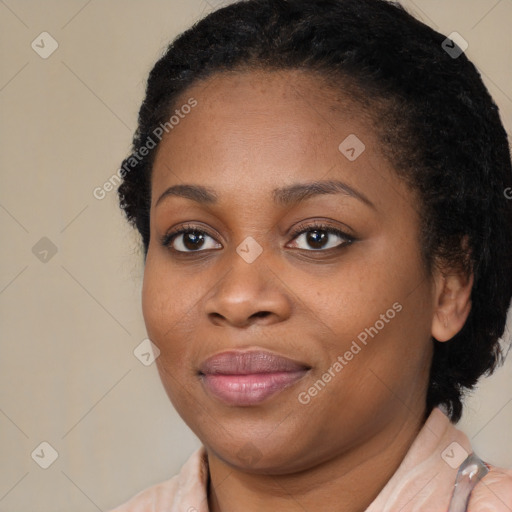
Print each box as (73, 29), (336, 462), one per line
(142, 69), (473, 512)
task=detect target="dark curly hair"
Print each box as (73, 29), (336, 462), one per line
(117, 0), (512, 423)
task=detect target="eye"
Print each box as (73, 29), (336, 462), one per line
(287, 222), (355, 251)
(161, 224), (221, 253)
(161, 221), (355, 254)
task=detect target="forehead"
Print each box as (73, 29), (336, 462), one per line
(183, 68), (362, 113)
(150, 69), (401, 212)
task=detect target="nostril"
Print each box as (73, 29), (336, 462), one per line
(251, 311), (271, 319)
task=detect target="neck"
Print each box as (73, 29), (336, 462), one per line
(207, 407), (426, 512)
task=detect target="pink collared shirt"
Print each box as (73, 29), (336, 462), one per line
(108, 407), (512, 511)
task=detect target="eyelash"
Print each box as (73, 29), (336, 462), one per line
(160, 222), (355, 253)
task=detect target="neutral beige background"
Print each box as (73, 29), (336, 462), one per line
(0, 0), (511, 510)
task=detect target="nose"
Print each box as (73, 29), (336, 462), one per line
(204, 247), (292, 329)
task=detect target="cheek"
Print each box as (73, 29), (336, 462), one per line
(304, 248), (408, 337)
(141, 254), (200, 410)
(141, 251), (192, 359)
(142, 256), (167, 339)
(317, 235), (432, 367)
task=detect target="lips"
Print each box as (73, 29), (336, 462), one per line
(199, 350), (310, 406)
(200, 350), (309, 375)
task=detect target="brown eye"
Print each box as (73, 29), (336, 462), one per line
(288, 223), (354, 251)
(162, 226), (222, 252)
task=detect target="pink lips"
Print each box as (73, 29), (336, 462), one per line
(199, 350), (310, 406)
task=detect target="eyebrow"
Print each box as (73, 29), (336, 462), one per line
(155, 179), (376, 210)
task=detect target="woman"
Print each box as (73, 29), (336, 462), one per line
(109, 0), (512, 510)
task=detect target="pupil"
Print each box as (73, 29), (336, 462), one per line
(184, 232), (204, 250)
(307, 230), (327, 249)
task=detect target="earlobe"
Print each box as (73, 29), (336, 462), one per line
(435, 309), (449, 330)
(431, 270), (474, 342)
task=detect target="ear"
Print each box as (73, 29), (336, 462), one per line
(431, 258), (474, 343)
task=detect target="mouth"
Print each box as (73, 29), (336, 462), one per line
(198, 350), (311, 406)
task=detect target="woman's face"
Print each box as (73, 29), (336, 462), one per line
(142, 69), (437, 473)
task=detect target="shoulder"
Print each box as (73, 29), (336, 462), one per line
(106, 447), (209, 512)
(468, 465), (512, 512)
(107, 476), (180, 512)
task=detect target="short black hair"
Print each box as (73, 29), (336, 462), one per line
(117, 0), (512, 423)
